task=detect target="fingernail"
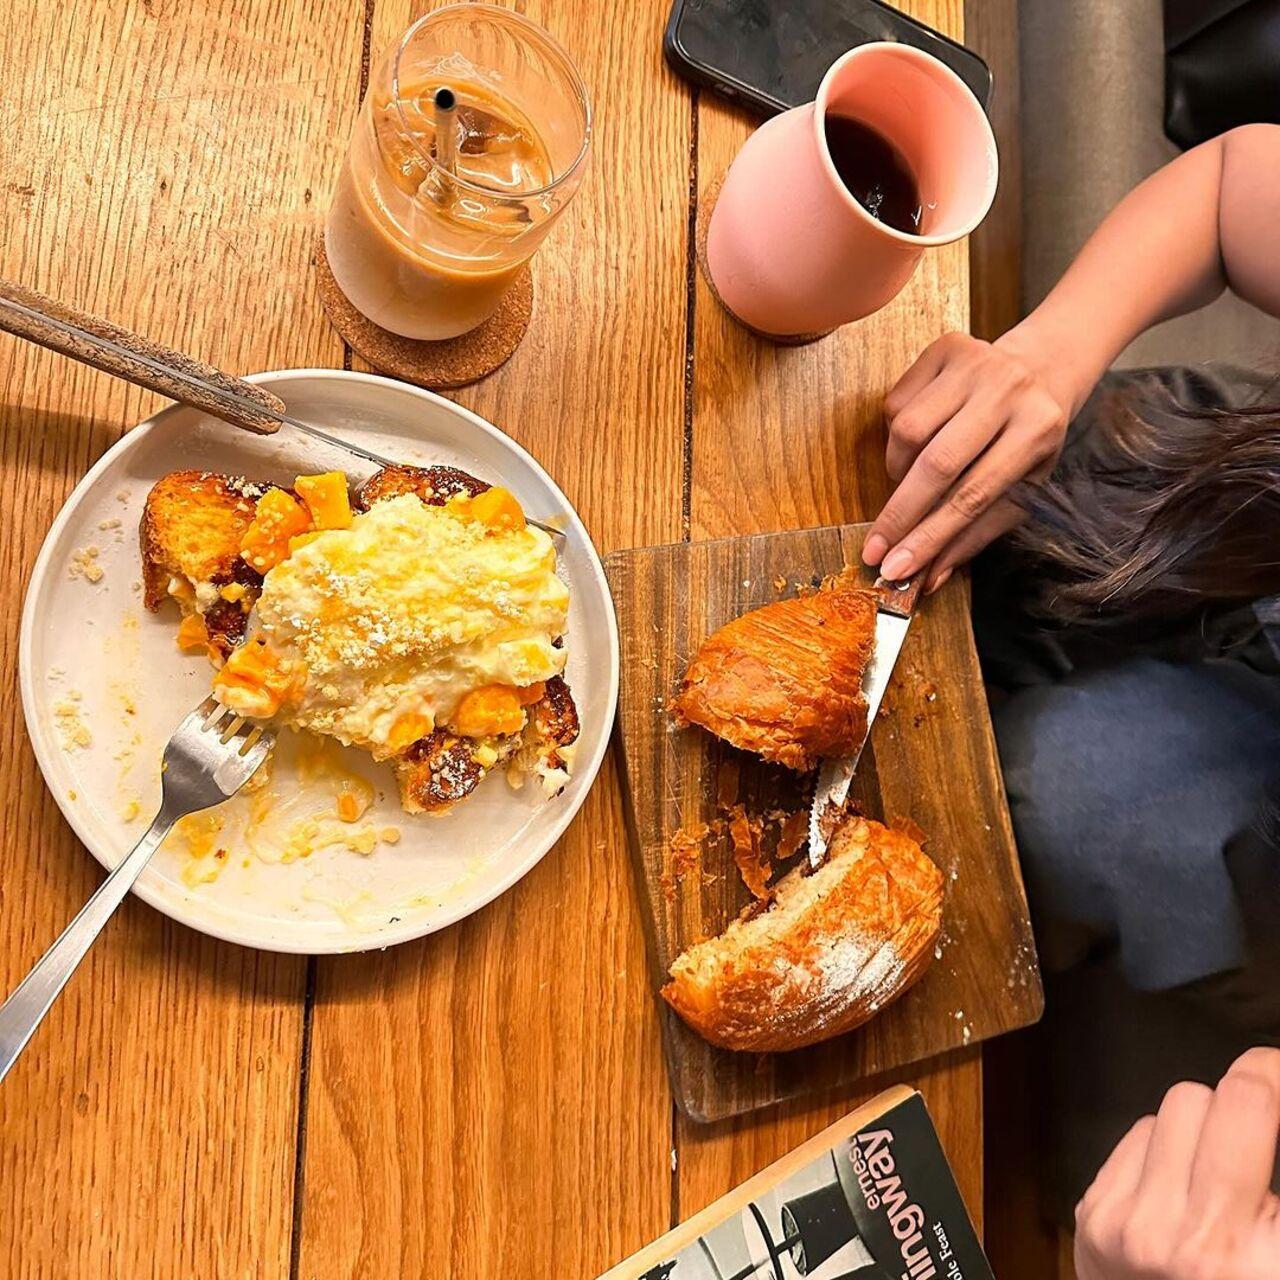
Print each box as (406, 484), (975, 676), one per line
(862, 534), (888, 566)
(880, 548), (913, 581)
(926, 568), (953, 595)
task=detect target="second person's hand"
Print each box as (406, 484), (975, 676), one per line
(863, 330), (1077, 592)
(1075, 1048), (1280, 1279)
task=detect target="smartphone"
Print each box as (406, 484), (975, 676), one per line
(664, 0), (992, 116)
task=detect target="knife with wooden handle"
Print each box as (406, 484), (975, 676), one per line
(0, 276), (571, 534)
(807, 574), (925, 867)
(0, 276), (291, 435)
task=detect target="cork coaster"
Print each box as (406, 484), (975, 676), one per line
(695, 173), (833, 347)
(313, 231), (533, 389)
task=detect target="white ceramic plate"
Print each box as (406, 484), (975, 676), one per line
(19, 370), (619, 953)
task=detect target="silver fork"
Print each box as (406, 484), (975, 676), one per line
(0, 697), (274, 1084)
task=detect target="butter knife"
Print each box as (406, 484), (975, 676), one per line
(0, 277), (568, 536)
(807, 574), (925, 867)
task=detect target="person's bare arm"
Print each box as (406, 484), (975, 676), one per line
(864, 124), (1280, 591)
(1218, 125), (1280, 318)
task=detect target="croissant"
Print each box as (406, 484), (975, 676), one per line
(671, 577), (877, 771)
(662, 815), (942, 1052)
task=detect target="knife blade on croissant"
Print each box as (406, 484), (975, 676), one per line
(807, 574), (925, 868)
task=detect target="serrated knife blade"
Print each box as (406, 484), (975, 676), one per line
(807, 575), (924, 867)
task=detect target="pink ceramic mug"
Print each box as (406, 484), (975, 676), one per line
(705, 42), (998, 339)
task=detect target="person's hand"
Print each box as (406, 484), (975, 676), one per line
(862, 331), (1075, 592)
(1075, 1048), (1280, 1279)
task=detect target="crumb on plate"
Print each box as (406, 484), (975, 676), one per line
(69, 545), (104, 584)
(53, 692), (91, 750)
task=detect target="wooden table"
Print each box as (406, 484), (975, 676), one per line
(0, 1), (983, 1275)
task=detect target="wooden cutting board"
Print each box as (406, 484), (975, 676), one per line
(604, 524), (1043, 1122)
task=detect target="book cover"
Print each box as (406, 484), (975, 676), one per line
(599, 1087), (993, 1280)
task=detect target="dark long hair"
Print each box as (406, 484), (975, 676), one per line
(1009, 370), (1280, 630)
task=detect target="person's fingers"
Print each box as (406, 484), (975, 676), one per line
(1186, 1048), (1280, 1233)
(883, 334), (967, 420)
(1128, 1081), (1213, 1222)
(869, 400), (1011, 566)
(1093, 1120), (1158, 1197)
(883, 367), (978, 485)
(923, 501), (1025, 587)
(1074, 1116), (1157, 1279)
(923, 445), (1054, 579)
(877, 422), (1055, 581)
(924, 565), (952, 594)
(1079, 1115), (1158, 1221)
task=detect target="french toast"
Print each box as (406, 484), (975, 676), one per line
(392, 676), (579, 813)
(140, 470), (270, 659)
(142, 464), (579, 816)
(354, 463), (489, 511)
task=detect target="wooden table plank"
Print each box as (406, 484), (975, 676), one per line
(680, 0), (987, 1231)
(295, 2), (690, 1276)
(0, 2), (364, 1275)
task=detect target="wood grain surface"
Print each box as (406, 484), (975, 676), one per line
(0, 0), (1004, 1275)
(295, 2), (687, 1278)
(0, 1), (362, 1276)
(607, 525), (1041, 1121)
(680, 0), (997, 1236)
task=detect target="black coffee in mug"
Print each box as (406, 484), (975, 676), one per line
(824, 115), (924, 235)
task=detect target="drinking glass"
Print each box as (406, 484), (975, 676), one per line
(325, 4), (591, 341)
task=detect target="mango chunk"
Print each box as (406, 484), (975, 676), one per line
(295, 472), (353, 531)
(288, 530), (324, 555)
(240, 489), (312, 574)
(175, 613), (210, 654)
(213, 636), (299, 718)
(452, 685), (526, 738)
(516, 682), (546, 706)
(336, 789), (364, 823)
(387, 711), (434, 754)
(450, 486), (525, 532)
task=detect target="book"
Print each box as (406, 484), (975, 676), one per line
(598, 1087), (993, 1280)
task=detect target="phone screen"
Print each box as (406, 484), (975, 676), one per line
(669, 0), (991, 112)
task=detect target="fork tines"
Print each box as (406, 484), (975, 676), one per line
(190, 696), (272, 758)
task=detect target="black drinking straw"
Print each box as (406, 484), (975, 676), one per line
(433, 85), (458, 175)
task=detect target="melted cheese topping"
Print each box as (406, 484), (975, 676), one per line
(223, 493), (568, 756)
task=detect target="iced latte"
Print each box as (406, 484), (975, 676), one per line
(325, 6), (590, 342)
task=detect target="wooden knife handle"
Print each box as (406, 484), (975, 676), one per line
(874, 571), (926, 618)
(0, 277), (285, 435)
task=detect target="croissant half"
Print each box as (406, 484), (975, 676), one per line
(662, 815), (943, 1053)
(670, 578), (877, 771)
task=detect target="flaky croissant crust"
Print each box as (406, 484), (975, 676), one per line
(671, 579), (877, 770)
(662, 816), (943, 1053)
